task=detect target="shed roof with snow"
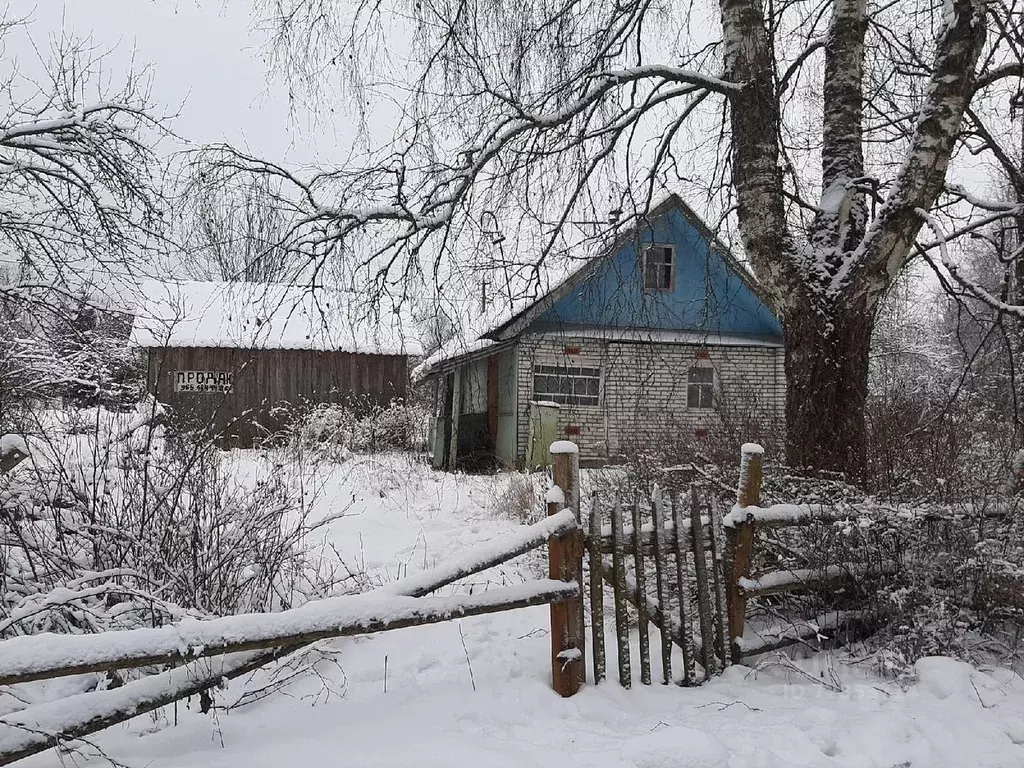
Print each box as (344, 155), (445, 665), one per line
(130, 280), (422, 356)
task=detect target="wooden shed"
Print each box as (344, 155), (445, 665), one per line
(130, 281), (422, 444)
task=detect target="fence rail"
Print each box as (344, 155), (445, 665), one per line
(724, 444), (893, 660)
(0, 494), (585, 765)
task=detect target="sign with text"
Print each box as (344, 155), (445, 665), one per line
(174, 370), (234, 394)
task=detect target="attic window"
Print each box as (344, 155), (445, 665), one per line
(643, 245), (675, 291)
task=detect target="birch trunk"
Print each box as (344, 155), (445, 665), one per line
(784, 297), (874, 475)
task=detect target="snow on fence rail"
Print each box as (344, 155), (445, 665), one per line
(0, 580), (579, 686)
(0, 495), (585, 766)
(723, 444), (894, 662)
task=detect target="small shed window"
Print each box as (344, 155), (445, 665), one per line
(643, 245), (675, 291)
(687, 365), (715, 409)
(533, 363), (600, 406)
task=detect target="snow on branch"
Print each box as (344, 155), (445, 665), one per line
(188, 52), (735, 295)
(836, 0), (987, 299)
(943, 183), (1019, 212)
(916, 207), (1024, 320)
(596, 65), (741, 94)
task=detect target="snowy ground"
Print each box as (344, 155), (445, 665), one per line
(22, 453), (1024, 768)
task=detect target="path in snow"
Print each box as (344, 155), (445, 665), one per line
(24, 454), (1024, 768)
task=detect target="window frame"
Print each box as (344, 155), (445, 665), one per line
(642, 243), (676, 292)
(532, 361), (602, 407)
(686, 363), (716, 410)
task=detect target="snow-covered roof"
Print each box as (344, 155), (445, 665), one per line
(130, 280), (423, 356)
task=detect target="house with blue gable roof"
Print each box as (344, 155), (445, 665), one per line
(416, 194), (785, 468)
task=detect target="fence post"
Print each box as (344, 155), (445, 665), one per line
(725, 443), (762, 663)
(549, 441), (585, 697)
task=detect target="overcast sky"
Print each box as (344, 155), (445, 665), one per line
(16, 0), (359, 169)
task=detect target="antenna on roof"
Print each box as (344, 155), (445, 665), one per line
(569, 208), (622, 228)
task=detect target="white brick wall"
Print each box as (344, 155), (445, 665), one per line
(515, 334), (785, 463)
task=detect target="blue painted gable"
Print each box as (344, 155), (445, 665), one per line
(526, 203), (782, 337)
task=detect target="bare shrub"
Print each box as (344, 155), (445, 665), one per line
(865, 383), (1015, 502)
(486, 471), (543, 524)
(293, 399), (429, 457)
(727, 468), (1024, 676)
(0, 401), (352, 643)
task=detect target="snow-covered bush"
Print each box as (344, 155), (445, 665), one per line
(486, 471), (544, 524)
(292, 399), (429, 457)
(0, 291), (145, 425)
(0, 402), (348, 642)
(740, 470), (1024, 676)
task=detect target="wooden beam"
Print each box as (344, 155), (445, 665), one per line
(0, 583), (579, 687)
(0, 582), (579, 766)
(738, 563), (898, 599)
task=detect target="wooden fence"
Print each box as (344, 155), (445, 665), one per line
(0, 494), (583, 765)
(578, 459), (731, 688)
(0, 439), (896, 764)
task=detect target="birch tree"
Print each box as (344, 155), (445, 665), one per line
(223, 0), (1024, 477)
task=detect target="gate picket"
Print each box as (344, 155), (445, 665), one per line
(588, 493), (606, 684)
(672, 494), (696, 686)
(610, 498), (631, 688)
(631, 498), (652, 686)
(688, 487), (717, 681)
(651, 487), (673, 685)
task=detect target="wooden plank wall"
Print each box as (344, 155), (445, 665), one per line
(147, 347), (409, 444)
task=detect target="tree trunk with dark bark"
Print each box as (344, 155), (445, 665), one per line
(783, 294), (874, 478)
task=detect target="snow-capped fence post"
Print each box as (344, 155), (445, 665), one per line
(548, 441), (585, 697)
(725, 443), (763, 663)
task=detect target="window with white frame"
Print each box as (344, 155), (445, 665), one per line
(643, 244), (675, 291)
(687, 364), (715, 409)
(532, 363), (601, 406)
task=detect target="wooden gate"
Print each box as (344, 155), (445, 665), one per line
(586, 474), (730, 686)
